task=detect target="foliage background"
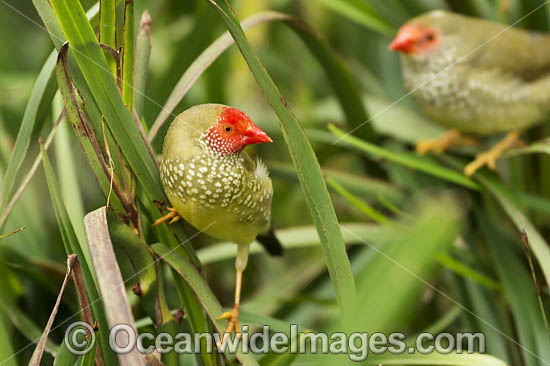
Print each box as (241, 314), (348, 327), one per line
(0, 0), (549, 365)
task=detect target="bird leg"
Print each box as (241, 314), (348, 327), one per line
(217, 244), (249, 339)
(152, 206), (181, 226)
(464, 131), (520, 177)
(416, 129), (478, 155)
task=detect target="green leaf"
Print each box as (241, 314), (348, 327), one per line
(150, 11), (376, 147)
(0, 50), (57, 219)
(40, 143), (117, 365)
(505, 137), (550, 157)
(329, 124), (480, 190)
(283, 17), (375, 143)
(133, 10), (152, 118)
(267, 161), (405, 203)
(207, 0), (356, 314)
(344, 194), (462, 334)
(0, 0), (102, 231)
(53, 341), (80, 366)
(463, 281), (510, 362)
(99, 0), (117, 75)
(369, 352), (508, 365)
(49, 0), (164, 201)
(0, 313), (17, 366)
(313, 0), (396, 36)
(78, 342), (97, 366)
(0, 112), (63, 231)
(436, 254), (500, 291)
(327, 177), (393, 225)
(478, 173), (550, 289)
(150, 11), (293, 140)
(53, 93), (87, 248)
(54, 44), (126, 218)
(121, 0), (134, 111)
(197, 223), (387, 264)
(479, 215), (550, 366)
(0, 297), (59, 357)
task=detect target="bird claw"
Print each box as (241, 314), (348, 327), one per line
(216, 307), (241, 348)
(217, 307), (240, 335)
(464, 151), (497, 177)
(416, 129), (477, 155)
(416, 130), (460, 155)
(152, 207), (180, 226)
(464, 131), (519, 177)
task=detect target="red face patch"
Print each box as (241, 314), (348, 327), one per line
(389, 23), (439, 54)
(204, 107), (272, 155)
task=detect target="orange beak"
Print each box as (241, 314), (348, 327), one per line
(389, 24), (418, 53)
(242, 121), (272, 146)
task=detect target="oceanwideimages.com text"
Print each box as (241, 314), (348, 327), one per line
(66, 322), (486, 361)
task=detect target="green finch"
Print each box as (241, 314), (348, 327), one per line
(154, 104), (276, 335)
(389, 10), (550, 176)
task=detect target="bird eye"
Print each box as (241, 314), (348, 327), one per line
(223, 125), (234, 134)
(426, 33), (435, 41)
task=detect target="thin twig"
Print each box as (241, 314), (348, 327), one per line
(0, 226), (26, 239)
(29, 254), (77, 366)
(71, 257), (104, 366)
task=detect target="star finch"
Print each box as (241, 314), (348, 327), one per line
(155, 104), (275, 335)
(389, 10), (550, 175)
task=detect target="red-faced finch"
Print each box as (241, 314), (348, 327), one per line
(389, 10), (550, 176)
(154, 104), (279, 336)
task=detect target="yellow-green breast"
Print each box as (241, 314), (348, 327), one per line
(160, 107), (272, 245)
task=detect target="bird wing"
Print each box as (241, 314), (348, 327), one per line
(466, 22), (550, 81)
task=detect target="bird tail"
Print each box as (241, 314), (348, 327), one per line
(256, 227), (283, 256)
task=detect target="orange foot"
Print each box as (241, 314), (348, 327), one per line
(217, 306), (240, 335)
(416, 129), (477, 155)
(152, 206), (180, 226)
(464, 131), (520, 177)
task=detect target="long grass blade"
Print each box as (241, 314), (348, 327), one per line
(0, 311), (17, 366)
(0, 298), (59, 357)
(49, 0), (164, 201)
(0, 108), (63, 230)
(329, 124), (480, 190)
(479, 215), (550, 366)
(327, 178), (393, 224)
(207, 0), (356, 312)
(133, 10), (152, 118)
(313, 0), (396, 36)
(55, 44), (126, 217)
(150, 11), (375, 146)
(369, 352), (507, 365)
(267, 161), (405, 203)
(149, 11), (293, 141)
(197, 223), (387, 264)
(478, 173), (550, 288)
(121, 0), (134, 111)
(40, 141), (117, 365)
(99, 0), (117, 75)
(0, 51), (56, 217)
